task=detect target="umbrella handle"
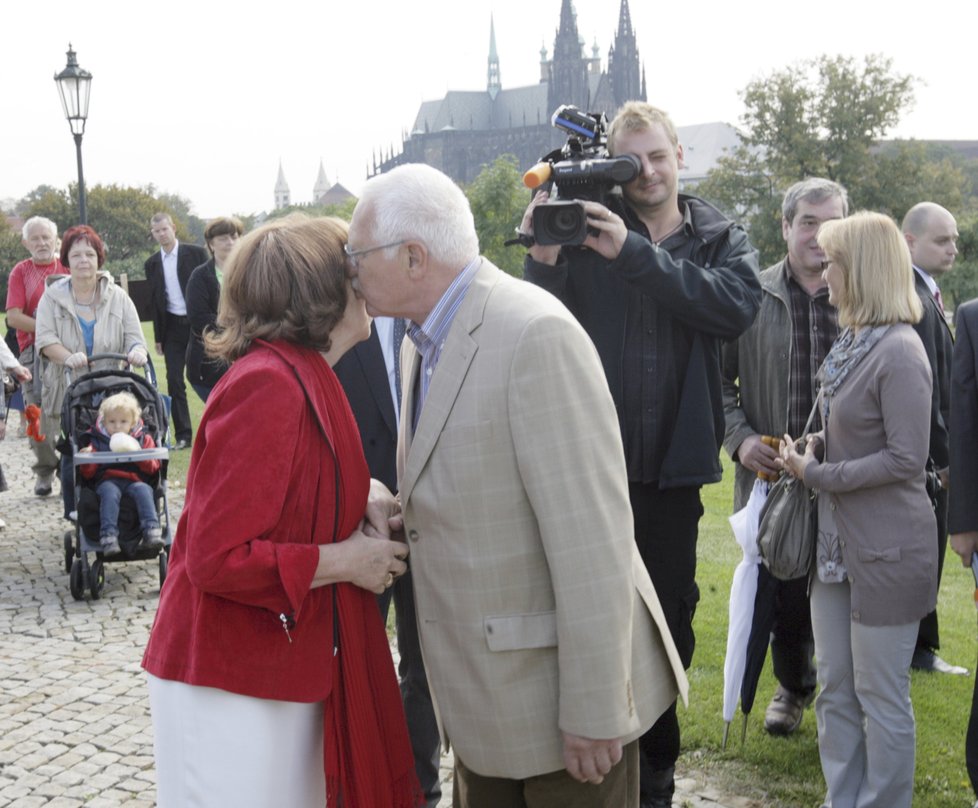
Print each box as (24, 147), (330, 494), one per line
(741, 712), (749, 745)
(722, 721), (730, 750)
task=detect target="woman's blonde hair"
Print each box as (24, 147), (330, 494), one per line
(817, 211), (922, 328)
(206, 214), (350, 362)
(99, 391), (141, 424)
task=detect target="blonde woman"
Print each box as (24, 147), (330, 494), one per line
(780, 211), (936, 808)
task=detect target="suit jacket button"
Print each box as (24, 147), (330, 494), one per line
(408, 529), (420, 543)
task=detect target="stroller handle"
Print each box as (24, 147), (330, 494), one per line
(63, 352), (158, 387)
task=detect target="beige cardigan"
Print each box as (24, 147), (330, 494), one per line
(805, 324), (937, 626)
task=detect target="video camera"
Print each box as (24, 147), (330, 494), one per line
(523, 105), (639, 246)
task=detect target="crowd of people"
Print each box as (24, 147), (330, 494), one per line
(2, 97), (975, 808)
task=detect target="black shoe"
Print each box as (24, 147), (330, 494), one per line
(641, 766), (675, 808)
(911, 647), (968, 675)
(172, 438), (190, 451)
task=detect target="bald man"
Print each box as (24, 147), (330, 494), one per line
(902, 202), (963, 674)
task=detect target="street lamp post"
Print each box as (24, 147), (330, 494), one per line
(54, 45), (93, 225)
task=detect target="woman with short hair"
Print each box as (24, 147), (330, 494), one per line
(184, 216), (244, 402)
(780, 211), (936, 808)
(142, 214), (420, 808)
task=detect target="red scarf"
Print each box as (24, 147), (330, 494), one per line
(262, 340), (422, 808)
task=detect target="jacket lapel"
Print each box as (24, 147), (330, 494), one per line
(398, 261), (495, 505)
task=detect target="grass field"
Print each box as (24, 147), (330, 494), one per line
(147, 322), (978, 807)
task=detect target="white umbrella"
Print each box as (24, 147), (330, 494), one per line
(722, 476), (769, 747)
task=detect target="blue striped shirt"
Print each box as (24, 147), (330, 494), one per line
(407, 257), (481, 426)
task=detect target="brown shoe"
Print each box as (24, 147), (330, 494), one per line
(764, 685), (814, 736)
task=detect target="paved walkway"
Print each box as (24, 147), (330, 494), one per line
(0, 428), (754, 807)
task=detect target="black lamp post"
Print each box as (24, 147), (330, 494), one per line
(54, 44), (93, 225)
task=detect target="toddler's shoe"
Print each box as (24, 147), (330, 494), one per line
(141, 526), (164, 550)
(101, 535), (122, 556)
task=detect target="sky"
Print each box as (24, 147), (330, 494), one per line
(1, 0), (974, 220)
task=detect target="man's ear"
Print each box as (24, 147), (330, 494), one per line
(405, 241), (427, 276)
(676, 143), (685, 170)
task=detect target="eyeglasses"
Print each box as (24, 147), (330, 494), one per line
(343, 240), (406, 269)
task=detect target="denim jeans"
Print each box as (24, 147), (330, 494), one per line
(96, 478), (158, 538)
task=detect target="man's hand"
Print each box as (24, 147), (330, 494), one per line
(579, 201), (628, 261)
(519, 190), (561, 266)
(362, 479), (401, 540)
(737, 433), (780, 477)
(9, 364), (31, 383)
(950, 531), (978, 566)
(561, 731), (622, 785)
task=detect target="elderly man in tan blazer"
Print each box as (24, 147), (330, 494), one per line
(347, 163), (687, 808)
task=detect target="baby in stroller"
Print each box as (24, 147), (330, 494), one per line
(78, 391), (164, 555)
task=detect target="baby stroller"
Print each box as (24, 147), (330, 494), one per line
(60, 353), (171, 600)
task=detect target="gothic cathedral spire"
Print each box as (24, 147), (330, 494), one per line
(608, 0), (644, 106)
(487, 14), (501, 100)
(547, 0), (589, 113)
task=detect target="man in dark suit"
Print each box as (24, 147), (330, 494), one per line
(902, 202), (964, 674)
(333, 317), (442, 808)
(948, 298), (978, 801)
(145, 213), (207, 449)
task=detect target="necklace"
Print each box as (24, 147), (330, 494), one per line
(72, 285), (97, 308)
(653, 220), (683, 246)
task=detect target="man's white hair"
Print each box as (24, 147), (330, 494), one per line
(22, 216), (57, 241)
(357, 163), (479, 268)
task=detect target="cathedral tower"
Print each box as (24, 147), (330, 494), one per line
(607, 0), (644, 106)
(547, 0), (589, 113)
(274, 160), (291, 209)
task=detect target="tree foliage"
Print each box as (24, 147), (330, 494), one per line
(0, 217), (26, 305)
(465, 154), (527, 277)
(695, 54), (973, 267)
(21, 184), (202, 280)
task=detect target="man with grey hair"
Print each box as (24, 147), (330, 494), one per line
(902, 201), (962, 674)
(347, 163), (687, 808)
(5, 216), (67, 495)
(723, 177), (848, 735)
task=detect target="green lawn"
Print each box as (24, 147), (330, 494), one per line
(144, 321), (978, 807)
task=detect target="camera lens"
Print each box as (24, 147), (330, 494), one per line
(532, 200), (588, 246)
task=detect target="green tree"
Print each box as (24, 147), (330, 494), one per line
(22, 184), (203, 280)
(695, 54), (971, 267)
(465, 154), (526, 276)
(0, 217), (26, 305)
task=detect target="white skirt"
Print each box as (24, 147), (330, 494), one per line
(147, 673), (325, 808)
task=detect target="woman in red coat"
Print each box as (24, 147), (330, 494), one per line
(142, 214), (421, 808)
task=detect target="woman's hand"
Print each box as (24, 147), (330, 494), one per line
(778, 433), (818, 481)
(127, 346), (148, 367)
(316, 530), (409, 594)
(64, 352), (89, 370)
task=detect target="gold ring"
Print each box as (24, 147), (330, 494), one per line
(385, 572), (394, 588)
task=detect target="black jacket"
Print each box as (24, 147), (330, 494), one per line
(185, 259), (229, 389)
(524, 193), (761, 488)
(333, 324), (398, 492)
(911, 270), (952, 471)
(144, 242), (209, 346)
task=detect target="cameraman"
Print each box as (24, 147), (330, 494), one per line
(521, 101), (761, 808)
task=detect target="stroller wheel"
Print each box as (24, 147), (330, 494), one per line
(89, 559), (105, 600)
(158, 549), (168, 588)
(63, 531), (74, 574)
(69, 559), (85, 601)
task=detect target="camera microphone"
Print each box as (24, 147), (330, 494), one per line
(523, 162), (552, 189)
